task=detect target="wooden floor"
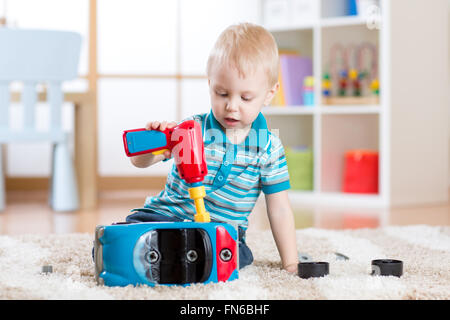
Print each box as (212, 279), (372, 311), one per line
(0, 189), (449, 235)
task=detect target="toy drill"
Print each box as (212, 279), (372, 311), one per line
(123, 120), (210, 222)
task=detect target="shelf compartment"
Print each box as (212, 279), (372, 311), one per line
(272, 29), (314, 61)
(266, 115), (315, 191)
(266, 114), (314, 149)
(321, 24), (379, 99)
(320, 114), (379, 194)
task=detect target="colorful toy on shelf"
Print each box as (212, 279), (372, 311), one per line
(338, 69), (348, 96)
(94, 120), (240, 287)
(278, 52), (312, 106)
(325, 42), (379, 102)
(356, 42), (378, 97)
(285, 146), (313, 191)
(328, 43), (349, 97)
(322, 72), (331, 97)
(370, 78), (379, 95)
(303, 76), (315, 106)
(342, 149), (379, 194)
(349, 68), (361, 96)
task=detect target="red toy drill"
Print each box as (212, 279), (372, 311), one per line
(123, 120), (210, 222)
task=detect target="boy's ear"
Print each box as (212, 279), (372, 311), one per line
(264, 82), (279, 106)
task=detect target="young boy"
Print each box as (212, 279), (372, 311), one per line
(128, 23), (298, 273)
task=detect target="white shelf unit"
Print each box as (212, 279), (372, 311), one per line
(261, 0), (449, 209)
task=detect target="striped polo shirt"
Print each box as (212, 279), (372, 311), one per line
(140, 111), (290, 230)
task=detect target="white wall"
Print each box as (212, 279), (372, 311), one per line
(390, 0), (449, 205)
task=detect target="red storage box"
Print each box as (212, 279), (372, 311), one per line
(342, 150), (379, 194)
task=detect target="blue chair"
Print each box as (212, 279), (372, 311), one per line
(0, 28), (82, 211)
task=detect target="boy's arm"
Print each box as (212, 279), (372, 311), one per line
(265, 190), (298, 273)
(130, 153), (166, 168)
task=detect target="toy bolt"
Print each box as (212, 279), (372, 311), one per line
(189, 182), (210, 222)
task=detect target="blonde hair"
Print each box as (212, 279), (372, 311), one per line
(206, 22), (279, 87)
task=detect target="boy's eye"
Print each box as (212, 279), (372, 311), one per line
(241, 96), (252, 101)
(216, 91), (227, 97)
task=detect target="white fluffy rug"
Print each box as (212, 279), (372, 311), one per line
(0, 225), (449, 300)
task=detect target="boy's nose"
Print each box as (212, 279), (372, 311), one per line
(225, 97), (239, 112)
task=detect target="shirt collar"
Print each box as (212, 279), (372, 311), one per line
(204, 110), (269, 149)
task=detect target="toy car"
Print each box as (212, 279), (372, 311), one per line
(94, 221), (239, 287)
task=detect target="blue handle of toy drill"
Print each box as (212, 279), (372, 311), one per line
(124, 130), (168, 155)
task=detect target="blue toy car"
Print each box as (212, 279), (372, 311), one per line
(94, 222), (239, 287)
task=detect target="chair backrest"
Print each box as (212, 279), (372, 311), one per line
(0, 28), (81, 141)
(0, 28), (81, 81)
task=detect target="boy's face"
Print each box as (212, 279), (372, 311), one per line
(208, 63), (278, 132)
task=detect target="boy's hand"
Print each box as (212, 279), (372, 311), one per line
(145, 121), (177, 159)
(284, 263), (298, 274)
(145, 120), (177, 132)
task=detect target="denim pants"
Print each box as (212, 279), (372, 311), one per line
(126, 209), (254, 269)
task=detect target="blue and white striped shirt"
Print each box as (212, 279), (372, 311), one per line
(141, 111), (290, 230)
